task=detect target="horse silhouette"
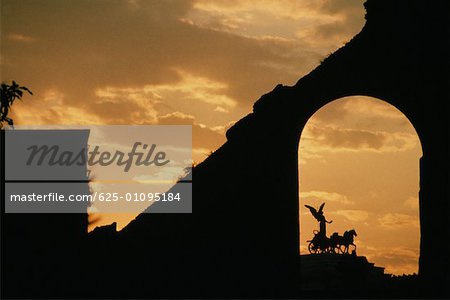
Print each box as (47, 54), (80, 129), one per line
(334, 229), (357, 254)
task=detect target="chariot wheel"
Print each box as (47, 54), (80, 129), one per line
(308, 241), (318, 254)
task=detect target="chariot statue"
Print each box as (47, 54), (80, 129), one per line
(305, 202), (357, 254)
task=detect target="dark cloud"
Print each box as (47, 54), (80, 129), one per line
(1, 0), (312, 119)
(305, 97), (421, 141)
(2, 0), (367, 155)
(308, 125), (386, 150)
(303, 123), (418, 153)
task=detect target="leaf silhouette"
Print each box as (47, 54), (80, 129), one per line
(0, 81), (33, 128)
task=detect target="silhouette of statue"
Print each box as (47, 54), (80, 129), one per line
(305, 203), (333, 238)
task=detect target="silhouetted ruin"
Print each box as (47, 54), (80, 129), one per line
(1, 0), (448, 298)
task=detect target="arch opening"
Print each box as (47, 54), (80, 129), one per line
(298, 96), (422, 276)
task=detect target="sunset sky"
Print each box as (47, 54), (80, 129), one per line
(1, 0), (421, 275)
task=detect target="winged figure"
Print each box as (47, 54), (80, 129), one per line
(305, 202), (333, 237)
(304, 203), (326, 222)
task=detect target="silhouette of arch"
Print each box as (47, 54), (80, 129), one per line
(217, 1), (448, 295)
(298, 96), (422, 275)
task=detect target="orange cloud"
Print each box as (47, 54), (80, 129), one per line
(361, 245), (419, 275)
(404, 196), (419, 210)
(157, 112), (225, 162)
(9, 89), (103, 125)
(332, 209), (369, 222)
(7, 33), (35, 43)
(303, 125), (418, 153)
(300, 190), (353, 205)
(378, 213), (419, 229)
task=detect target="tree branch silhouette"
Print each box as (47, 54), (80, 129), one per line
(0, 81), (33, 129)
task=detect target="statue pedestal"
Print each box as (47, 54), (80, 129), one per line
(300, 254), (387, 294)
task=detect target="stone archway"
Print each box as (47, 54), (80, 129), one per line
(214, 0), (447, 294)
(298, 96), (423, 275)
